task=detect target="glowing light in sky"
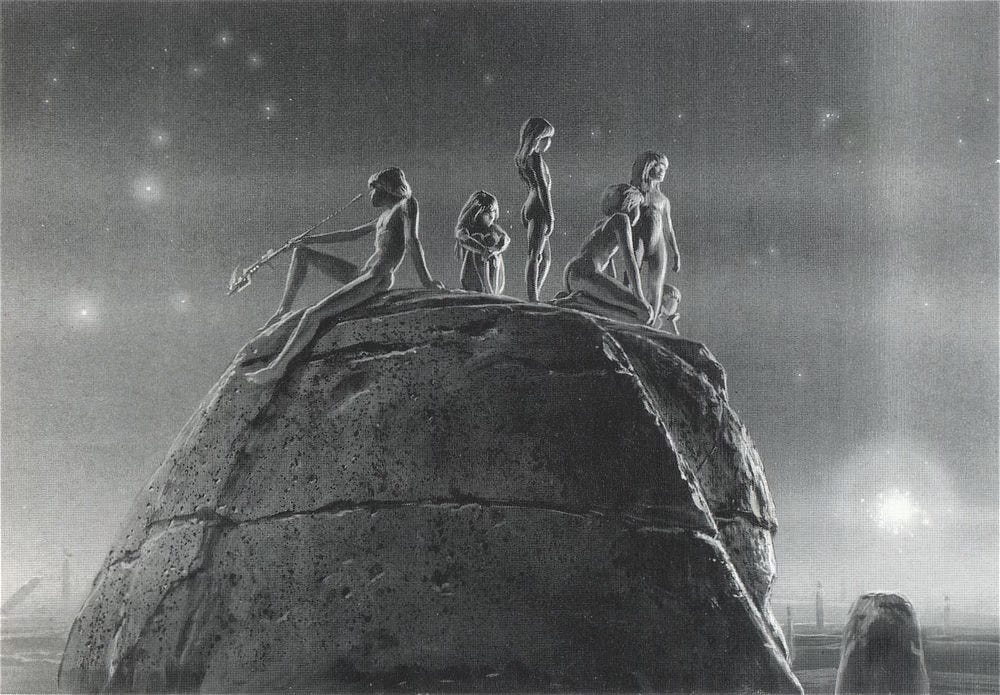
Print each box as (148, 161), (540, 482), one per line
(819, 109), (841, 130)
(69, 296), (99, 326)
(172, 291), (192, 312)
(247, 53), (262, 68)
(215, 30), (234, 48)
(187, 63), (206, 79)
(150, 127), (170, 148)
(874, 489), (928, 534)
(260, 101), (277, 120)
(133, 175), (163, 203)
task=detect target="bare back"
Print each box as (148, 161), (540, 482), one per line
(362, 199), (411, 274)
(520, 153), (552, 226)
(575, 217), (624, 271)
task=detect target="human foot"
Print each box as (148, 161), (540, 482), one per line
(244, 363), (285, 385)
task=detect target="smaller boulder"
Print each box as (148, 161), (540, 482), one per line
(835, 592), (930, 695)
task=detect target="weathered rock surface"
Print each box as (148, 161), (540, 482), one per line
(60, 290), (801, 693)
(835, 593), (930, 695)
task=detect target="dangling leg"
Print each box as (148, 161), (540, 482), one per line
(260, 247), (359, 330)
(245, 270), (393, 385)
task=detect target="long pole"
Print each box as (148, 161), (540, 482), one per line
(227, 191), (366, 295)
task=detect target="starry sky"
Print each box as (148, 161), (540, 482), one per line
(2, 2), (997, 620)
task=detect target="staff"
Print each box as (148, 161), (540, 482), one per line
(227, 191), (365, 295)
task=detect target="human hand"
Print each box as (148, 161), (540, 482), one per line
(672, 255), (681, 273)
(427, 279), (446, 290)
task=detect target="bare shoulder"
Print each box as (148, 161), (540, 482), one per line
(387, 197), (417, 223)
(394, 196), (417, 215)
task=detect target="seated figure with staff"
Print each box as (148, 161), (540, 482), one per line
(240, 167), (444, 385)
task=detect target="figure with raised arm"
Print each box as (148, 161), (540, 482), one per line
(244, 167), (443, 384)
(627, 151), (681, 321)
(454, 191), (510, 295)
(516, 117), (556, 302)
(550, 184), (653, 325)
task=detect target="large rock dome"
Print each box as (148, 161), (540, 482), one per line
(59, 290), (801, 693)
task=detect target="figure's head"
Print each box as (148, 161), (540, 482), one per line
(630, 151), (669, 189)
(456, 190), (500, 231)
(517, 117), (555, 159)
(600, 183), (644, 224)
(368, 167), (412, 206)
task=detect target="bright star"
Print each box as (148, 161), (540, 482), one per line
(247, 53), (262, 67)
(874, 489), (926, 534)
(133, 175), (163, 203)
(740, 18), (752, 31)
(70, 296), (99, 325)
(172, 291), (192, 311)
(215, 31), (234, 48)
(187, 63), (205, 78)
(150, 127), (170, 148)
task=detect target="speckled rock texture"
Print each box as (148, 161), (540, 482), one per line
(59, 290), (801, 694)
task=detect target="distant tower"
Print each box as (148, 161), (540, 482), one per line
(943, 595), (951, 635)
(61, 547), (73, 604)
(816, 582), (825, 630)
(785, 604), (796, 665)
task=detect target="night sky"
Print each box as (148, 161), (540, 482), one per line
(2, 2), (997, 620)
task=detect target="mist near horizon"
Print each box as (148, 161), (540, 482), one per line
(2, 0), (997, 639)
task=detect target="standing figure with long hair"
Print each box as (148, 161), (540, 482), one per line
(628, 151), (681, 321)
(516, 117), (556, 301)
(244, 167), (443, 385)
(551, 183), (652, 324)
(454, 191), (510, 295)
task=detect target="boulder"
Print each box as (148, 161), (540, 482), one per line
(835, 592), (931, 695)
(59, 290), (800, 693)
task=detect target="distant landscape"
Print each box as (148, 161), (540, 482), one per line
(3, 599), (997, 694)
